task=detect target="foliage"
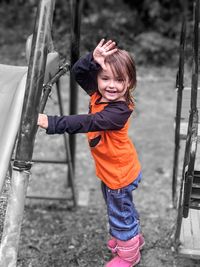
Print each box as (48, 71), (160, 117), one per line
(124, 0), (182, 37)
(0, 0), (196, 65)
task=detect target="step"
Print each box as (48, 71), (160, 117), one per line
(179, 122), (200, 139)
(191, 193), (200, 200)
(194, 170), (200, 180)
(191, 186), (200, 195)
(192, 183), (200, 188)
(179, 209), (200, 259)
(193, 171), (200, 187)
(178, 86), (200, 139)
(194, 170), (200, 175)
(190, 200), (200, 210)
(183, 171), (200, 213)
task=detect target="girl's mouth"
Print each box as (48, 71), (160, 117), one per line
(106, 89), (117, 94)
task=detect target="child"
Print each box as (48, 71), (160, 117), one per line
(37, 39), (144, 267)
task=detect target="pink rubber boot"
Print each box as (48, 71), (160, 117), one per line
(105, 234), (141, 267)
(138, 234), (145, 250)
(107, 237), (117, 254)
(107, 233), (145, 253)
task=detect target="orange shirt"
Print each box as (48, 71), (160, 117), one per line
(87, 92), (141, 189)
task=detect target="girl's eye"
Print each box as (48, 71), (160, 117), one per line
(116, 78), (124, 82)
(101, 76), (109, 80)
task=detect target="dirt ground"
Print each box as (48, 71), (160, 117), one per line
(1, 2), (200, 267)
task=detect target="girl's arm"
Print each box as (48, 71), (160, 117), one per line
(71, 52), (100, 95)
(44, 102), (132, 135)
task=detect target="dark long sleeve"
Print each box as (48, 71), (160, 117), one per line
(71, 52), (100, 95)
(46, 102), (132, 135)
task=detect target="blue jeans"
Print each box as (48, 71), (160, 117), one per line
(101, 172), (142, 241)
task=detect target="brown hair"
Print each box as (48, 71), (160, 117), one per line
(104, 49), (137, 106)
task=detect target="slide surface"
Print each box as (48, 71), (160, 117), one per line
(0, 52), (59, 194)
(0, 64), (27, 193)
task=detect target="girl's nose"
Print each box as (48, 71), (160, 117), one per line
(109, 80), (115, 88)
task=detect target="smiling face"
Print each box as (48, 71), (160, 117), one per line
(97, 63), (130, 102)
(96, 49), (136, 104)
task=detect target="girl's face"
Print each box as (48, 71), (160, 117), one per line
(97, 63), (130, 102)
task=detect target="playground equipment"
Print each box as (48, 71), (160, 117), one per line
(172, 0), (200, 258)
(69, 0), (83, 166)
(0, 0), (83, 265)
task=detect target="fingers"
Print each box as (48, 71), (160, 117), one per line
(97, 38), (105, 47)
(93, 38), (118, 69)
(105, 48), (118, 56)
(103, 40), (116, 51)
(103, 40), (114, 49)
(97, 38), (117, 52)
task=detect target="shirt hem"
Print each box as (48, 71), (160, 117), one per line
(97, 168), (141, 190)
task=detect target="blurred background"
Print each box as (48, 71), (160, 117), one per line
(0, 0), (194, 66)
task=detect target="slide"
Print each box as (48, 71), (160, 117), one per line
(0, 52), (59, 194)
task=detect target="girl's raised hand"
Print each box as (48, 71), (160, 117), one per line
(93, 39), (117, 69)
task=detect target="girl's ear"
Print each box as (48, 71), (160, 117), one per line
(127, 80), (131, 89)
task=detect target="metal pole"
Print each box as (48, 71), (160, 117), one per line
(0, 0), (56, 265)
(190, 0), (199, 113)
(69, 0), (84, 168)
(172, 0), (187, 207)
(0, 171), (29, 267)
(56, 81), (77, 207)
(39, 62), (70, 113)
(14, 0), (55, 165)
(39, 62), (77, 206)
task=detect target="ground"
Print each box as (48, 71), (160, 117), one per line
(1, 1), (200, 267)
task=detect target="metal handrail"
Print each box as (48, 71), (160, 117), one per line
(172, 9), (187, 207)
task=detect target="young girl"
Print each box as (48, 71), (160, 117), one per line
(38, 39), (144, 267)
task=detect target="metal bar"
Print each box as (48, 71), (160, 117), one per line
(26, 195), (72, 201)
(172, 3), (187, 207)
(0, 1), (56, 266)
(11, 158), (68, 164)
(14, 0), (56, 167)
(56, 82), (77, 206)
(183, 112), (198, 218)
(37, 60), (77, 206)
(69, 0), (84, 168)
(0, 170), (30, 267)
(32, 159), (68, 164)
(172, 16), (186, 207)
(190, 0), (199, 112)
(56, 82), (71, 161)
(32, 59), (77, 206)
(39, 62), (70, 113)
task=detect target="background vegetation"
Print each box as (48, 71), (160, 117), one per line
(0, 0), (194, 65)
